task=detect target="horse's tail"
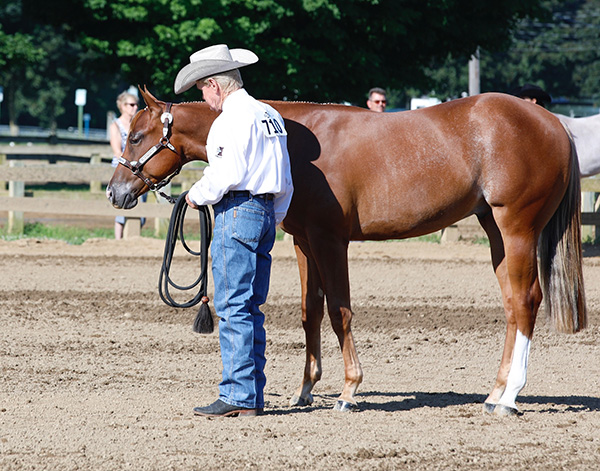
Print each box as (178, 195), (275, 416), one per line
(538, 129), (587, 333)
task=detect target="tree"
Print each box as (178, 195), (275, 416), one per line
(0, 13), (44, 132)
(70, 0), (545, 104)
(1, 0), (546, 129)
(421, 0), (600, 105)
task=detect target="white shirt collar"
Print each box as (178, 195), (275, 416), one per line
(222, 88), (248, 112)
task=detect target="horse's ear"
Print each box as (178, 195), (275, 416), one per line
(139, 85), (161, 114)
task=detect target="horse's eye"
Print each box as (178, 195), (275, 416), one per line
(129, 133), (142, 145)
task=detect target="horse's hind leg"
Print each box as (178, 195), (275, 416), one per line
(478, 213), (514, 411)
(478, 212), (541, 415)
(496, 234), (542, 415)
(481, 212), (542, 415)
(289, 240), (326, 407)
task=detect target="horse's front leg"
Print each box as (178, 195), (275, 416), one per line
(315, 237), (363, 411)
(329, 303), (363, 411)
(289, 241), (325, 407)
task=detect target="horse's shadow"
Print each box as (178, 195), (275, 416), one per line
(357, 390), (486, 412)
(357, 391), (600, 413)
(265, 391), (600, 415)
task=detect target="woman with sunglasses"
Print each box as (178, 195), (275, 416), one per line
(110, 91), (146, 239)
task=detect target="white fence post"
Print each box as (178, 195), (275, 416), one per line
(582, 191), (596, 242)
(8, 160), (24, 234)
(123, 217), (142, 238)
(89, 154), (103, 193)
(0, 153), (6, 192)
(154, 183), (172, 238)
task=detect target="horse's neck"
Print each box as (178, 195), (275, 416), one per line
(177, 102), (216, 164)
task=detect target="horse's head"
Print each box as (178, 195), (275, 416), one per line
(106, 87), (187, 209)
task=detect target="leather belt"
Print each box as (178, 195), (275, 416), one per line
(226, 190), (274, 201)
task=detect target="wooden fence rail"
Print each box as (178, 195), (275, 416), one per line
(0, 158), (204, 239)
(2, 146), (600, 242)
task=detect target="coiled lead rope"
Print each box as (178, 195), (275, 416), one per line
(158, 191), (214, 333)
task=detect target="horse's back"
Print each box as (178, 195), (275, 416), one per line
(273, 94), (572, 240)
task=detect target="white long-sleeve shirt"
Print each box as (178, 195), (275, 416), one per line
(187, 88), (294, 225)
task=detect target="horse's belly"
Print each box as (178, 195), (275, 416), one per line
(353, 187), (481, 240)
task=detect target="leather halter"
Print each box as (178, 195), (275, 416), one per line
(117, 103), (181, 203)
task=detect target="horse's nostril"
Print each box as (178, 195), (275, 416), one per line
(106, 186), (113, 202)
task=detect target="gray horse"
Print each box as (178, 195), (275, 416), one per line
(556, 113), (600, 178)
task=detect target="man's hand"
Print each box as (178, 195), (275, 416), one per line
(186, 193), (199, 209)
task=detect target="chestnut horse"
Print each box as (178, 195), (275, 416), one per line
(107, 89), (586, 416)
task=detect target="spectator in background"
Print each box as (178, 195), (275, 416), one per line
(109, 91), (146, 239)
(366, 87), (387, 112)
(511, 83), (552, 108)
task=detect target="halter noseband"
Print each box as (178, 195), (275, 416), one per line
(117, 102), (181, 204)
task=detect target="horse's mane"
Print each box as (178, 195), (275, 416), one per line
(178, 99), (345, 107)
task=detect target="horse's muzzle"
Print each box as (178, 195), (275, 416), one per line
(106, 183), (139, 210)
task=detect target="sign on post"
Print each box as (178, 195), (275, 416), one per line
(75, 89), (87, 106)
(75, 89), (87, 137)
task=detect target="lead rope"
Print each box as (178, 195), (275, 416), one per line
(158, 191), (214, 333)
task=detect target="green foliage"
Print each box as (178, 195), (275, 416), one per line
(0, 0), (546, 130)
(420, 0), (600, 104)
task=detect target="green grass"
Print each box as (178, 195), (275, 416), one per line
(412, 233), (441, 244)
(0, 222), (117, 245)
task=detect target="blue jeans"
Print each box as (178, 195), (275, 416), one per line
(211, 193), (276, 409)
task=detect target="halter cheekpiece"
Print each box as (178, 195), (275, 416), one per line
(117, 102), (180, 203)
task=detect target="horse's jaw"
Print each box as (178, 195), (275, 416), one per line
(106, 183), (140, 210)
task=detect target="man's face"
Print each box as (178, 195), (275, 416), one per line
(367, 92), (387, 112)
(197, 79), (221, 112)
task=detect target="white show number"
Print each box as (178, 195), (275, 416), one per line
(261, 114), (287, 137)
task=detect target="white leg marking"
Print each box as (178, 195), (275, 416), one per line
(497, 330), (531, 410)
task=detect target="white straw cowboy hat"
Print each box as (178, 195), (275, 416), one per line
(174, 44), (259, 94)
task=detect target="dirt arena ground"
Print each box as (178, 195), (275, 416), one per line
(1, 237), (600, 470)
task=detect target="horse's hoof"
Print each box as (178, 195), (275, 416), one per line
(494, 404), (519, 417)
(333, 400), (358, 412)
(482, 402), (496, 414)
(289, 393), (313, 407)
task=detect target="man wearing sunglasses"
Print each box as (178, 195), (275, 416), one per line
(366, 87), (387, 112)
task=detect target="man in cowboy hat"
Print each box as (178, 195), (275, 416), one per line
(511, 83), (552, 108)
(174, 44), (293, 417)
